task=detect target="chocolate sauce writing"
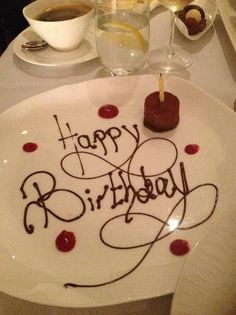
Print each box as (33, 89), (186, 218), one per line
(20, 115), (219, 288)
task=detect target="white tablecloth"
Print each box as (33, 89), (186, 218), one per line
(0, 6), (235, 315)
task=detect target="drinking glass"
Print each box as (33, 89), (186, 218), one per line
(95, 0), (150, 76)
(149, 0), (194, 72)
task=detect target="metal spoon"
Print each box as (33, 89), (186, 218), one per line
(21, 40), (48, 50)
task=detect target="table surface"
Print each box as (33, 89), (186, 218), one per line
(0, 6), (235, 315)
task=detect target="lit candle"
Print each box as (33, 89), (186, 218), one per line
(159, 73), (164, 103)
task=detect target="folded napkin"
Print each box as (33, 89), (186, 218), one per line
(229, 9), (236, 24)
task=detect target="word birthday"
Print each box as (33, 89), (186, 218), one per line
(20, 114), (219, 288)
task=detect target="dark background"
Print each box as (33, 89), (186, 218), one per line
(0, 0), (30, 54)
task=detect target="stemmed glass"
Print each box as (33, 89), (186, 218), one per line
(149, 0), (194, 72)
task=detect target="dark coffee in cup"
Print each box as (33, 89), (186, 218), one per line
(35, 3), (92, 21)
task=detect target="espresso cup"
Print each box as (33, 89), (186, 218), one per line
(23, 0), (94, 51)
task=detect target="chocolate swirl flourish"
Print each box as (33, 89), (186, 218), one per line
(20, 118), (219, 288)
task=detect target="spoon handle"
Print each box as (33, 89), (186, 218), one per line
(22, 40), (47, 50)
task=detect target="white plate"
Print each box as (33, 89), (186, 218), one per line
(0, 74), (235, 308)
(171, 211), (236, 315)
(13, 23), (97, 66)
(217, 0), (236, 51)
(175, 0), (217, 40)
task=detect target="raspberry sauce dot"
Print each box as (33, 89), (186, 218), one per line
(55, 230), (76, 252)
(98, 104), (119, 119)
(170, 239), (190, 256)
(22, 142), (38, 152)
(185, 144), (200, 155)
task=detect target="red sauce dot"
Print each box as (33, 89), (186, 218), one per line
(185, 144), (199, 155)
(170, 239), (190, 256)
(55, 230), (76, 252)
(23, 142), (38, 152)
(98, 104), (119, 119)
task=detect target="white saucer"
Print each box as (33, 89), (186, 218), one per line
(13, 24), (98, 67)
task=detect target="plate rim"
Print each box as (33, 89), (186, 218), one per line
(170, 211), (236, 314)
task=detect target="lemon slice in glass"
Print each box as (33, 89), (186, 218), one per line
(103, 20), (148, 53)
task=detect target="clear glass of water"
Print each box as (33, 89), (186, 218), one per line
(95, 0), (150, 76)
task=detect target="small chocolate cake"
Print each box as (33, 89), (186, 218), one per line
(144, 91), (180, 132)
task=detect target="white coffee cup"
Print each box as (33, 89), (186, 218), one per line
(23, 0), (94, 51)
